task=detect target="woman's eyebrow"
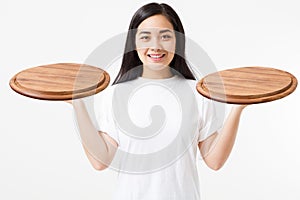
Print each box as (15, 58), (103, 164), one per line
(159, 29), (173, 34)
(138, 29), (173, 35)
(138, 31), (151, 35)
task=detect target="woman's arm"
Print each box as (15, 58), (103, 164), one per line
(198, 105), (247, 170)
(71, 99), (118, 170)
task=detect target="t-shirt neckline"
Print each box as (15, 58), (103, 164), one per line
(137, 75), (178, 82)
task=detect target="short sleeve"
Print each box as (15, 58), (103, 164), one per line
(197, 96), (223, 143)
(94, 87), (120, 144)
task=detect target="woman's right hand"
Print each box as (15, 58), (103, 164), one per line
(65, 99), (85, 108)
(65, 100), (73, 104)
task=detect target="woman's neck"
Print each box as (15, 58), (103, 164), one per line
(141, 65), (174, 79)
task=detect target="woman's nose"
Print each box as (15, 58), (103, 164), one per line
(149, 38), (163, 51)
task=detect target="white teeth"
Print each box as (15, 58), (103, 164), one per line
(149, 54), (164, 58)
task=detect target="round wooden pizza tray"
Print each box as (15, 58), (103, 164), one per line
(196, 66), (297, 104)
(9, 63), (110, 100)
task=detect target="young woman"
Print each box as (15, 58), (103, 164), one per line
(71, 3), (247, 200)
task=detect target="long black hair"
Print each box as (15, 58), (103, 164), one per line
(112, 3), (196, 85)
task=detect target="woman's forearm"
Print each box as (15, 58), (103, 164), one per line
(201, 105), (246, 170)
(72, 99), (116, 168)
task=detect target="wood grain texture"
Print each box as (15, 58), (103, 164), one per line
(196, 66), (297, 104)
(9, 63), (110, 100)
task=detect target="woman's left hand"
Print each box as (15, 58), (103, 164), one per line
(233, 104), (248, 111)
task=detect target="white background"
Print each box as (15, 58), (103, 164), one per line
(1, 0), (299, 199)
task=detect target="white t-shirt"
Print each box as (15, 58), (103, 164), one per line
(94, 75), (222, 200)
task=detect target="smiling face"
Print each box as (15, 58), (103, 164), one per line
(135, 15), (176, 78)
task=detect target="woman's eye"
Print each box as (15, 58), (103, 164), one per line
(140, 36), (150, 41)
(161, 35), (172, 40)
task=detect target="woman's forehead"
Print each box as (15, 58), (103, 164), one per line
(137, 15), (174, 30)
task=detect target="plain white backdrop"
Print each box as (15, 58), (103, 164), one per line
(1, 0), (299, 199)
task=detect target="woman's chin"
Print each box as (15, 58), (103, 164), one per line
(145, 63), (169, 71)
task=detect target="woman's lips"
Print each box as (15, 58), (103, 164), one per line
(147, 54), (165, 62)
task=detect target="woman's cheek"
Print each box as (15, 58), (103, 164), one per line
(162, 41), (176, 54)
(136, 49), (147, 63)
